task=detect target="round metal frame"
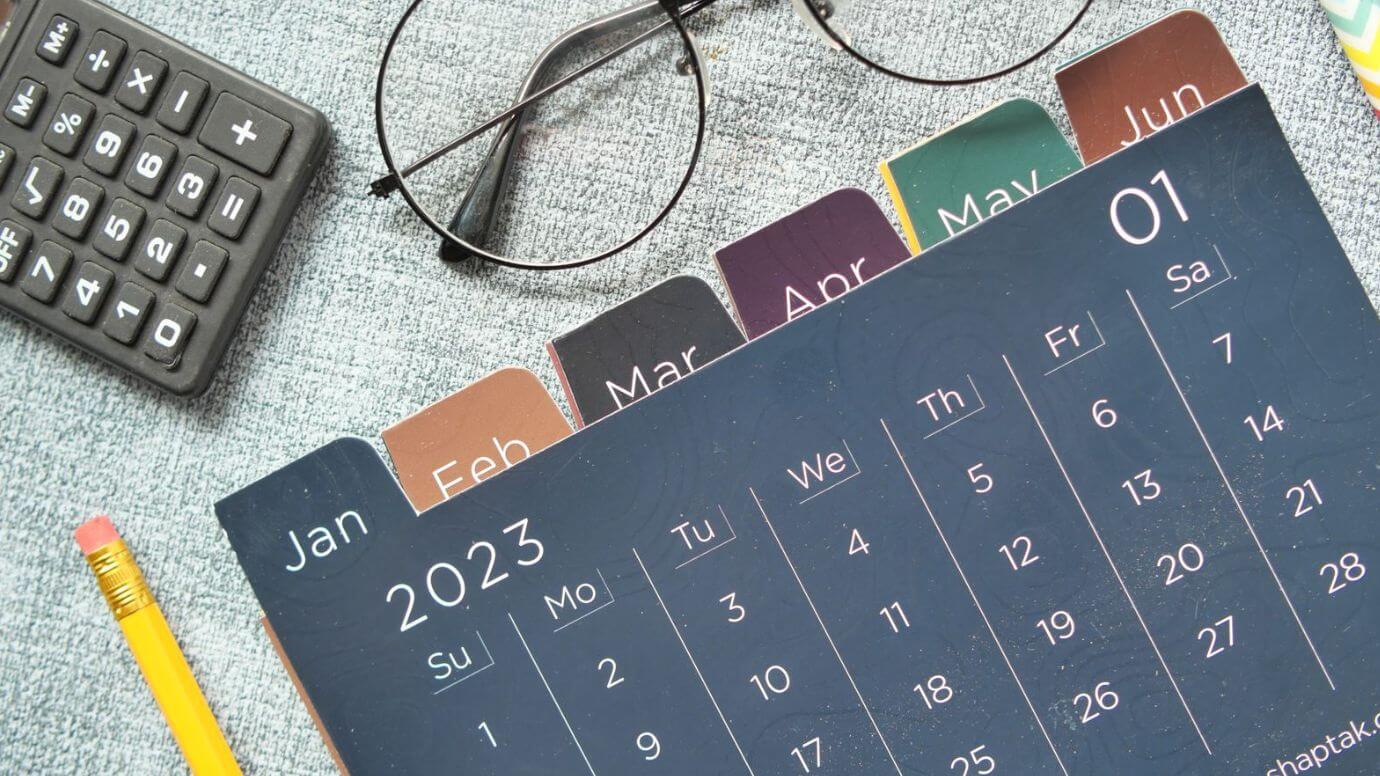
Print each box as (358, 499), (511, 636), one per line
(799, 0), (1094, 86)
(373, 0), (710, 271)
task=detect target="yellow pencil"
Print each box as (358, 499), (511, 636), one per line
(1320, 0), (1380, 117)
(75, 515), (242, 776)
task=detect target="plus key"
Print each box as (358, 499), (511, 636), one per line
(197, 93), (291, 175)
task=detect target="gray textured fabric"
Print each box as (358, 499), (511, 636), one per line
(2, 1), (1377, 773)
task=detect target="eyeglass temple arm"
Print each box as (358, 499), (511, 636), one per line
(440, 1), (674, 261)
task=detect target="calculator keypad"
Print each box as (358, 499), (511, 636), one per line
(0, 0), (328, 395)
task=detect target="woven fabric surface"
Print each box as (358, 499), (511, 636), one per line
(2, 1), (1377, 773)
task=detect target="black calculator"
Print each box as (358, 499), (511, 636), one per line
(0, 0), (328, 395)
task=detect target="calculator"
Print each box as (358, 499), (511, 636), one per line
(0, 0), (328, 395)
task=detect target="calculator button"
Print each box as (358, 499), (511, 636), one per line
(101, 281), (154, 344)
(94, 198), (146, 260)
(82, 114), (135, 177)
(167, 156), (218, 218)
(115, 52), (167, 114)
(0, 220), (33, 282)
(6, 79), (47, 127)
(61, 261), (113, 323)
(198, 93), (291, 175)
(156, 72), (208, 135)
(42, 93), (95, 156)
(0, 143), (15, 185)
(175, 241), (227, 303)
(175, 242), (227, 304)
(143, 303), (196, 365)
(125, 135), (177, 198)
(133, 218), (186, 281)
(19, 241), (72, 302)
(208, 177), (259, 239)
(75, 31), (126, 93)
(12, 157), (64, 219)
(36, 16), (79, 66)
(52, 177), (104, 240)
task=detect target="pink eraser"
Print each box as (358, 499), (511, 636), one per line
(74, 515), (120, 555)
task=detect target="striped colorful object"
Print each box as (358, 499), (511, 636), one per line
(1321, 0), (1380, 116)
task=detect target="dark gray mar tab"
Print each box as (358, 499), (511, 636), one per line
(198, 93), (292, 175)
(549, 274), (746, 426)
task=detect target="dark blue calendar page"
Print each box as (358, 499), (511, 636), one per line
(218, 87), (1380, 775)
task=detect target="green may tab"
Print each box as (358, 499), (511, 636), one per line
(880, 99), (1082, 253)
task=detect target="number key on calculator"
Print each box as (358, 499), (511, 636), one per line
(0, 0), (329, 395)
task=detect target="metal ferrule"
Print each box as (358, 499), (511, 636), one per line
(84, 539), (155, 621)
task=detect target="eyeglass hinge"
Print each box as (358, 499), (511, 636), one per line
(369, 174), (401, 198)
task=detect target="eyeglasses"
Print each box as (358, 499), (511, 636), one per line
(370, 0), (1093, 271)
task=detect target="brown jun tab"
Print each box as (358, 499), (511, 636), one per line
(1056, 10), (1247, 163)
(381, 367), (572, 511)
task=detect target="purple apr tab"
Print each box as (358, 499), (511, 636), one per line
(713, 188), (910, 339)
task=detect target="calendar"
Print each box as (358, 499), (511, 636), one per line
(218, 87), (1380, 775)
